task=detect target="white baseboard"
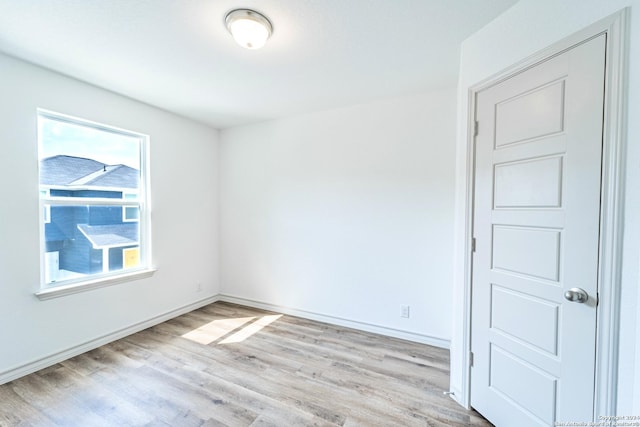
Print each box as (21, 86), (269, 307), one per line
(0, 295), (219, 385)
(218, 294), (450, 349)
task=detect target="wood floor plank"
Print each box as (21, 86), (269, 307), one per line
(0, 301), (491, 426)
(35, 363), (155, 426)
(9, 373), (115, 427)
(0, 385), (53, 426)
(123, 331), (343, 425)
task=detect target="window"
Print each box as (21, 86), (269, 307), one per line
(123, 247), (140, 268)
(122, 193), (140, 222)
(38, 109), (151, 292)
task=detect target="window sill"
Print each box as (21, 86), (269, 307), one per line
(35, 268), (157, 301)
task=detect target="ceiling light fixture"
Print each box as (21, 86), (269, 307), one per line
(225, 9), (273, 50)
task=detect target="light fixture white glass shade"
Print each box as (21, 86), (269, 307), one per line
(225, 9), (272, 50)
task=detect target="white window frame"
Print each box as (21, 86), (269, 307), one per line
(36, 109), (154, 300)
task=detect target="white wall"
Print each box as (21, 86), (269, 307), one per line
(451, 0), (640, 414)
(0, 53), (220, 380)
(220, 89), (457, 345)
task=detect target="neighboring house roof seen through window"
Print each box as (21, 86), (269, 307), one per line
(40, 155), (139, 189)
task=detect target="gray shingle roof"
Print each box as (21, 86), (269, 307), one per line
(40, 155), (104, 186)
(77, 223), (139, 248)
(40, 155), (139, 189)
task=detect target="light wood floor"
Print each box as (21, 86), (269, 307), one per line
(0, 302), (492, 426)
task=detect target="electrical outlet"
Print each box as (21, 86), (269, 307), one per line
(196, 282), (203, 292)
(401, 305), (410, 318)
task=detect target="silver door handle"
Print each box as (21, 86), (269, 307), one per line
(564, 287), (589, 303)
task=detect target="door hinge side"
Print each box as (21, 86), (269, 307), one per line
(474, 120), (479, 137)
(472, 237), (476, 253)
(469, 351), (474, 367)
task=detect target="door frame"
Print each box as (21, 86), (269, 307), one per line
(459, 8), (629, 419)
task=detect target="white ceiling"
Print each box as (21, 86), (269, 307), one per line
(0, 0), (517, 129)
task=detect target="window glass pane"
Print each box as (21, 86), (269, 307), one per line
(38, 111), (147, 289)
(44, 205), (140, 284)
(39, 116), (140, 196)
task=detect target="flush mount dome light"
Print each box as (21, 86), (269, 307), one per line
(225, 9), (273, 50)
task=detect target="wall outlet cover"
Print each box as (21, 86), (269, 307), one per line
(401, 305), (410, 318)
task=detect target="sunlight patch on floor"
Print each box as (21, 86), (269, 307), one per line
(219, 314), (283, 344)
(181, 314), (283, 345)
(181, 316), (255, 345)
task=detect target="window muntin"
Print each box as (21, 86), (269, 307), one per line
(38, 110), (150, 289)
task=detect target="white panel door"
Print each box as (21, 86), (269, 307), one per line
(471, 35), (606, 427)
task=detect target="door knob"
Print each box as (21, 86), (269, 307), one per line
(564, 287), (589, 303)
